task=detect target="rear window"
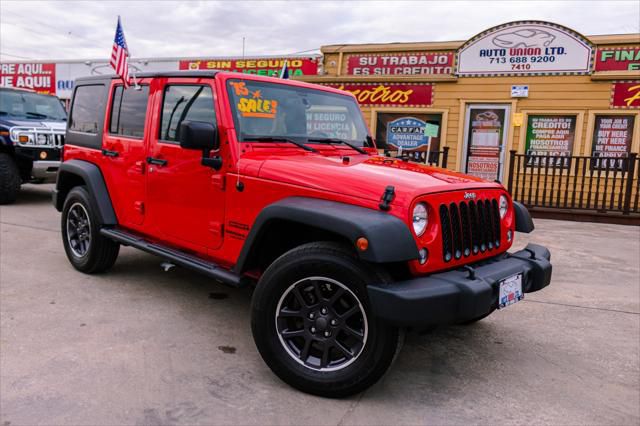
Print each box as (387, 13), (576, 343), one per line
(69, 85), (104, 134)
(108, 85), (149, 138)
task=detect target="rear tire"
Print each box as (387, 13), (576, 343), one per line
(61, 186), (120, 273)
(251, 241), (401, 398)
(0, 153), (21, 204)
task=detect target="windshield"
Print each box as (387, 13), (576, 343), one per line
(0, 89), (67, 121)
(226, 79), (371, 146)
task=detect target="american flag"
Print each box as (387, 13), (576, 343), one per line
(110, 16), (130, 87)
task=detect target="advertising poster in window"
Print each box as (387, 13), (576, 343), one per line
(591, 115), (635, 170)
(375, 113), (441, 153)
(465, 108), (505, 181)
(524, 115), (576, 168)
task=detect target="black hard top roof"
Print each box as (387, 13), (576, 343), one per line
(75, 70), (220, 83)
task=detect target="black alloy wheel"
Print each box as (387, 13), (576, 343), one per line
(275, 276), (368, 371)
(66, 202), (92, 258)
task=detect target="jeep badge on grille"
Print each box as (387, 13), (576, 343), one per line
(464, 192), (477, 199)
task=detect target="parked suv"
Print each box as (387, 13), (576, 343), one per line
(53, 71), (552, 397)
(0, 87), (67, 204)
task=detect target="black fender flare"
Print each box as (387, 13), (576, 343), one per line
(52, 159), (117, 226)
(234, 197), (419, 273)
(513, 201), (534, 233)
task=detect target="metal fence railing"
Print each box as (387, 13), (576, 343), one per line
(506, 150), (639, 216)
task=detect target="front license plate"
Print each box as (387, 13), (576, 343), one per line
(498, 273), (523, 309)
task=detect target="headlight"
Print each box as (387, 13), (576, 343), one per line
(499, 195), (508, 219)
(37, 134), (48, 145)
(412, 203), (428, 236)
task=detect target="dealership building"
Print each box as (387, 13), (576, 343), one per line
(1, 20), (638, 223)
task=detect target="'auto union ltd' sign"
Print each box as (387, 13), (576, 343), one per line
(456, 21), (593, 76)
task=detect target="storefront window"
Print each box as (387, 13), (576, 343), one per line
(591, 115), (635, 170)
(464, 107), (508, 181)
(375, 113), (442, 155)
(524, 115), (577, 168)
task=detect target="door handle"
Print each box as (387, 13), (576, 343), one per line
(146, 156), (168, 166)
(102, 149), (119, 157)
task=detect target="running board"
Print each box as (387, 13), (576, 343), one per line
(100, 228), (244, 287)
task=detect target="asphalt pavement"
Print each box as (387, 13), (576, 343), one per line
(1, 184), (639, 425)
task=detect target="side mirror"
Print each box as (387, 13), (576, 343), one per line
(178, 120), (219, 151)
(178, 121), (222, 170)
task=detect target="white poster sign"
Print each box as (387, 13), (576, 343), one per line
(456, 21), (593, 76)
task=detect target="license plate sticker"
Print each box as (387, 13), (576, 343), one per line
(498, 273), (524, 309)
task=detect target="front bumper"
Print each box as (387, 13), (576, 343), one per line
(31, 160), (61, 181)
(367, 243), (552, 327)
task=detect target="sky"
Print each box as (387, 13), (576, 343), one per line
(0, 0), (639, 61)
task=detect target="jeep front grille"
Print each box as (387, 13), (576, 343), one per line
(439, 199), (501, 262)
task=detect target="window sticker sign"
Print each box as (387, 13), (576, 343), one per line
(611, 81), (640, 109)
(0, 63), (56, 94)
(525, 115), (576, 168)
(386, 117), (428, 151)
(591, 115), (635, 170)
(179, 57), (318, 77)
(306, 108), (352, 140)
(456, 21), (592, 76)
(231, 82), (278, 118)
(595, 47), (640, 72)
(347, 52), (454, 76)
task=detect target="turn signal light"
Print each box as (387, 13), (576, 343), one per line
(19, 135), (29, 143)
(356, 237), (369, 251)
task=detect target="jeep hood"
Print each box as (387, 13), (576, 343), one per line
(256, 153), (503, 206)
(1, 118), (66, 128)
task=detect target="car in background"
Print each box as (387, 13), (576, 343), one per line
(0, 87), (67, 204)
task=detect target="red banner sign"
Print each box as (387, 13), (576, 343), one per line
(595, 47), (640, 72)
(320, 83), (433, 107)
(0, 63), (56, 94)
(611, 81), (640, 109)
(346, 52), (454, 76)
(179, 57), (318, 77)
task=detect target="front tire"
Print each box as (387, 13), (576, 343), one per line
(0, 153), (21, 204)
(61, 186), (120, 273)
(251, 242), (401, 398)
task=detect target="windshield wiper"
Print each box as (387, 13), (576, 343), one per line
(25, 112), (48, 119)
(307, 138), (367, 154)
(242, 136), (318, 153)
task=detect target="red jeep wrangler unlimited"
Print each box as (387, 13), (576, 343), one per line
(53, 71), (552, 397)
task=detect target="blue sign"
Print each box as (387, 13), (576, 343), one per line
(387, 117), (428, 150)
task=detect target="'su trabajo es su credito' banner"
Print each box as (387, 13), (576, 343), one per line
(0, 63), (56, 94)
(320, 83), (433, 107)
(346, 52), (454, 76)
(179, 57), (319, 77)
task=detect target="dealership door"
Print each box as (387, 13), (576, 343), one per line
(462, 104), (510, 182)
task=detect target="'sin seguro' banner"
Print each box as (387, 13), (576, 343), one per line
(591, 115), (635, 170)
(525, 115), (576, 168)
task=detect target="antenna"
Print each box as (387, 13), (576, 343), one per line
(242, 37), (245, 59)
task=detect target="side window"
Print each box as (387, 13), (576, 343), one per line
(108, 85), (149, 138)
(160, 85), (215, 142)
(69, 85), (104, 134)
